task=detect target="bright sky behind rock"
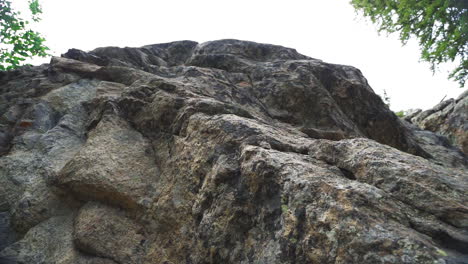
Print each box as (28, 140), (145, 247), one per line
(13, 0), (465, 111)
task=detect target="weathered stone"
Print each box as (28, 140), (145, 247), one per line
(57, 113), (159, 211)
(50, 57), (102, 77)
(0, 39), (466, 264)
(0, 211), (16, 252)
(74, 202), (146, 263)
(409, 90), (468, 155)
(0, 214), (116, 264)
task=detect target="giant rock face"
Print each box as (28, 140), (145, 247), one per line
(0, 39), (467, 264)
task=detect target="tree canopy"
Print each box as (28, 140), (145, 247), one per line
(0, 0), (48, 70)
(351, 0), (468, 87)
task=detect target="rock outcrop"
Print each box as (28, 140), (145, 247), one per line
(0, 39), (467, 264)
(406, 90), (468, 156)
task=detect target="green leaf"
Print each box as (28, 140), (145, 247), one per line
(0, 0), (49, 70)
(350, 0), (467, 87)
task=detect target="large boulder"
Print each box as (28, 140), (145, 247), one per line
(0, 40), (467, 264)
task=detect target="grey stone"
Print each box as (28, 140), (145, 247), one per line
(0, 39), (466, 264)
(410, 90), (468, 155)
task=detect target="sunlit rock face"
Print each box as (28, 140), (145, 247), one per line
(0, 39), (467, 264)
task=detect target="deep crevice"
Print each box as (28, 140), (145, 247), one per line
(432, 231), (468, 255)
(339, 167), (356, 180)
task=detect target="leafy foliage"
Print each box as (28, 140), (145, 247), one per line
(0, 0), (49, 70)
(395, 110), (405, 118)
(351, 0), (468, 87)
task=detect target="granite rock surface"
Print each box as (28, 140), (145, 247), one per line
(0, 39), (467, 264)
(406, 90), (468, 156)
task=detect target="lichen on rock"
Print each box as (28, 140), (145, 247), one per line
(0, 39), (467, 264)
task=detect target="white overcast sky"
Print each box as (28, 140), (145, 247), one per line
(13, 0), (466, 111)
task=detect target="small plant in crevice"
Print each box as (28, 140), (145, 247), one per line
(395, 111), (406, 118)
